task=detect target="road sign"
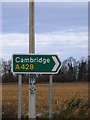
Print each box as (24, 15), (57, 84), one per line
(12, 54), (61, 74)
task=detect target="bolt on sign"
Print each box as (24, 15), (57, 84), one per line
(12, 54), (62, 74)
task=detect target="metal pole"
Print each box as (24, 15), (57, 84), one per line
(29, 1), (35, 53)
(49, 75), (53, 119)
(18, 75), (22, 119)
(29, 0), (36, 118)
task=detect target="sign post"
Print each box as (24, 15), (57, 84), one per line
(12, 0), (62, 119)
(12, 54), (61, 118)
(18, 75), (22, 119)
(49, 75), (53, 119)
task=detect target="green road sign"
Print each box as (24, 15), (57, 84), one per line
(12, 54), (62, 74)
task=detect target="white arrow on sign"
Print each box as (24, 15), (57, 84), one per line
(52, 56), (59, 72)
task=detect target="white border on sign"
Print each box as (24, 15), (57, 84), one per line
(12, 53), (63, 75)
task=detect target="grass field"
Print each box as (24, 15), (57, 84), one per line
(2, 82), (89, 118)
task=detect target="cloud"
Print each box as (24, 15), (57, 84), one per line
(35, 32), (88, 46)
(0, 30), (88, 60)
(1, 31), (88, 47)
(2, 2), (87, 34)
(2, 34), (28, 47)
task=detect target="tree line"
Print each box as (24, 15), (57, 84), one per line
(0, 56), (89, 83)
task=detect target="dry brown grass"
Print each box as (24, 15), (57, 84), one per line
(2, 82), (88, 118)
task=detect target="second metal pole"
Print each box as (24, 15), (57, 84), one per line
(18, 75), (22, 119)
(49, 75), (53, 119)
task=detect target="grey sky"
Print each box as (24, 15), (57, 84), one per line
(1, 2), (88, 61)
